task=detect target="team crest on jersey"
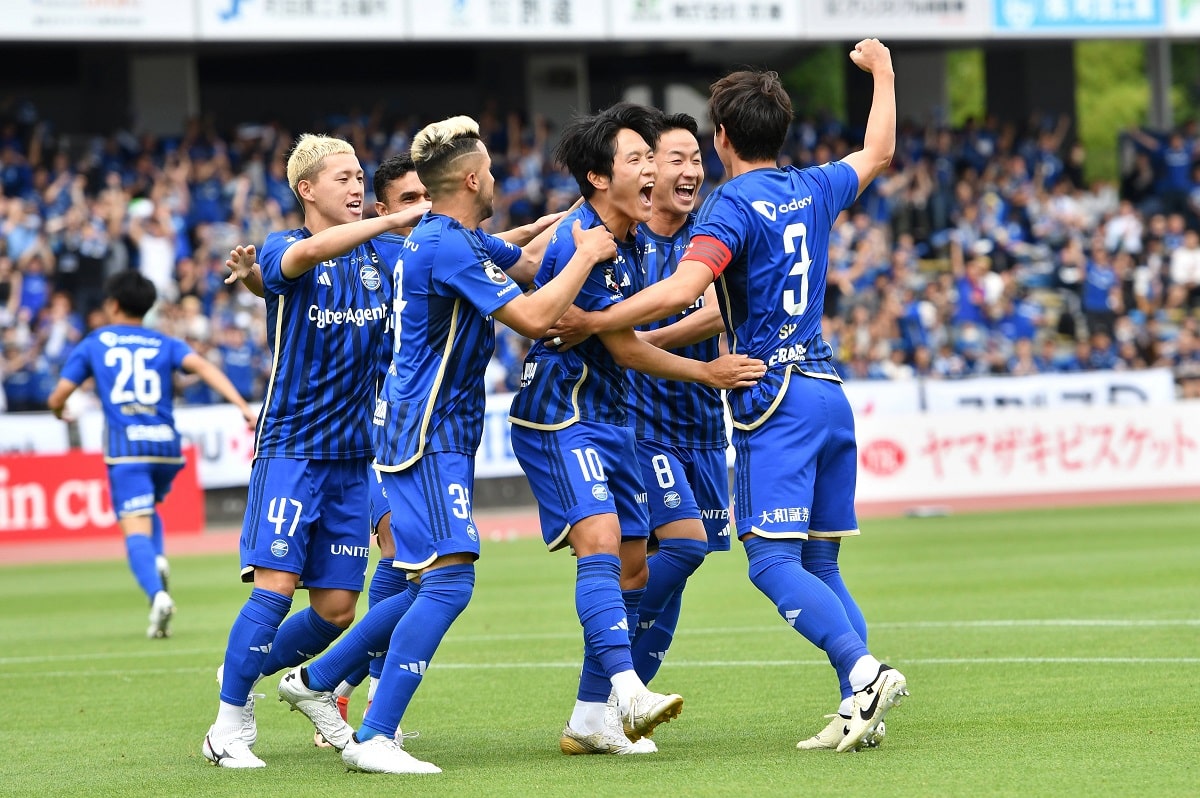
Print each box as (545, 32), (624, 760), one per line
(360, 265), (382, 290)
(270, 539), (289, 558)
(664, 491), (682, 509)
(591, 484), (609, 501)
(483, 260), (508, 285)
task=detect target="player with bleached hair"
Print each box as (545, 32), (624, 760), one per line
(508, 102), (765, 756)
(559, 42), (908, 753)
(201, 133), (427, 769)
(47, 271), (255, 639)
(274, 115), (619, 775)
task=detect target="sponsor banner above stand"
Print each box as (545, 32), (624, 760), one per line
(992, 0), (1166, 36)
(476, 392), (526, 479)
(609, 0), (804, 39)
(1167, 0), (1200, 32)
(0, 413), (70, 455)
(0, 449), (205, 543)
(409, 0), (606, 40)
(0, 0), (194, 40)
(855, 401), (1200, 505)
(77, 404), (257, 489)
(921, 368), (1176, 412)
(196, 0), (408, 40)
(802, 0), (992, 39)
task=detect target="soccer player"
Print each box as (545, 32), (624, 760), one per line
(564, 42), (908, 753)
(508, 102), (765, 756)
(201, 134), (426, 769)
(277, 115), (620, 775)
(46, 270), (255, 639)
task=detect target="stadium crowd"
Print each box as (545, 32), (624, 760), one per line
(3, 99), (1200, 413)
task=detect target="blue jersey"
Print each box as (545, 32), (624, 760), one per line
(509, 202), (639, 430)
(372, 213), (522, 470)
(372, 230), (409, 385)
(627, 216), (725, 449)
(60, 324), (192, 463)
(256, 227), (392, 460)
(691, 162), (858, 428)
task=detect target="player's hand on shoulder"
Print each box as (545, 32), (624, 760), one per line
(849, 38), (893, 77)
(224, 244), (257, 285)
(703, 353), (767, 390)
(572, 220), (617, 264)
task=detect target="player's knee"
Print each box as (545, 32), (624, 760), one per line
(421, 564), (475, 616)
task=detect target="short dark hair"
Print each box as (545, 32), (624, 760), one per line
(104, 270), (157, 318)
(373, 152), (417, 200)
(661, 113), (700, 139)
(708, 69), (792, 163)
(554, 102), (663, 199)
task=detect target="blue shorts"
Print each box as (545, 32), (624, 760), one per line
(637, 440), (731, 553)
(240, 457), (371, 590)
(369, 468), (390, 535)
(510, 420), (649, 552)
(377, 453), (480, 571)
(731, 376), (860, 540)
(107, 461), (184, 519)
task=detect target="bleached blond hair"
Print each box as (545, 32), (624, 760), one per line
(286, 134), (356, 204)
(410, 116), (484, 197)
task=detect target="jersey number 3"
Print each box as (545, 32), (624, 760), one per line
(782, 222), (811, 316)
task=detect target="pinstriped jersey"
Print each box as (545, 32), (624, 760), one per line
(690, 162), (858, 428)
(508, 202), (639, 429)
(372, 213), (522, 470)
(60, 325), (192, 463)
(256, 227), (392, 459)
(628, 216), (726, 449)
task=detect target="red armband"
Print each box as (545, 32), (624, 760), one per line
(685, 235), (733, 277)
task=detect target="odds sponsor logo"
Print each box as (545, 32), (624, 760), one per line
(751, 195), (813, 222)
(860, 439), (905, 477)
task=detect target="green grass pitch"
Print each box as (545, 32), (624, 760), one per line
(1, 501), (1196, 797)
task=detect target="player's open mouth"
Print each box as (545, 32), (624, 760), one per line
(674, 183), (696, 202)
(347, 201), (362, 212)
(639, 182), (654, 205)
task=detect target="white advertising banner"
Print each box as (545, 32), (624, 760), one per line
(921, 368), (1176, 413)
(0, 413), (71, 455)
(802, 0), (991, 39)
(1167, 0), (1200, 32)
(855, 402), (1200, 504)
(476, 392), (526, 479)
(0, 0), (194, 40)
(608, 0), (804, 39)
(196, 0), (407, 40)
(842, 379), (923, 417)
(78, 404), (257, 489)
(410, 0), (605, 40)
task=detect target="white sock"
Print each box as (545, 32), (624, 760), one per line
(215, 701), (245, 734)
(838, 697), (853, 716)
(848, 655), (883, 693)
(610, 669), (647, 713)
(367, 676), (379, 703)
(568, 700), (609, 734)
(334, 680), (355, 700)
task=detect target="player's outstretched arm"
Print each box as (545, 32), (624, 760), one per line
(46, 378), (79, 420)
(840, 38), (896, 199)
(492, 221), (616, 338)
(638, 285), (724, 349)
(601, 328), (764, 389)
(181, 352), (257, 429)
(280, 204), (429, 279)
(224, 244), (265, 298)
(586, 259), (714, 334)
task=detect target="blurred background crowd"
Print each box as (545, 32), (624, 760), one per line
(3, 98), (1200, 413)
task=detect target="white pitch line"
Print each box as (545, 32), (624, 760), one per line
(13, 656), (1200, 679)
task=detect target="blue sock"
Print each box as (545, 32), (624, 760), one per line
(743, 536), (868, 686)
(124, 533), (163, 600)
(150, 514), (165, 557)
(622, 587), (645, 644)
(308, 579), (420, 692)
(358, 564), (474, 741)
(803, 538), (866, 700)
(635, 538), (706, 635)
(572, 554), (634, 704)
(369, 579), (420, 682)
(632, 583), (684, 684)
(260, 606), (345, 677)
(219, 588), (292, 705)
